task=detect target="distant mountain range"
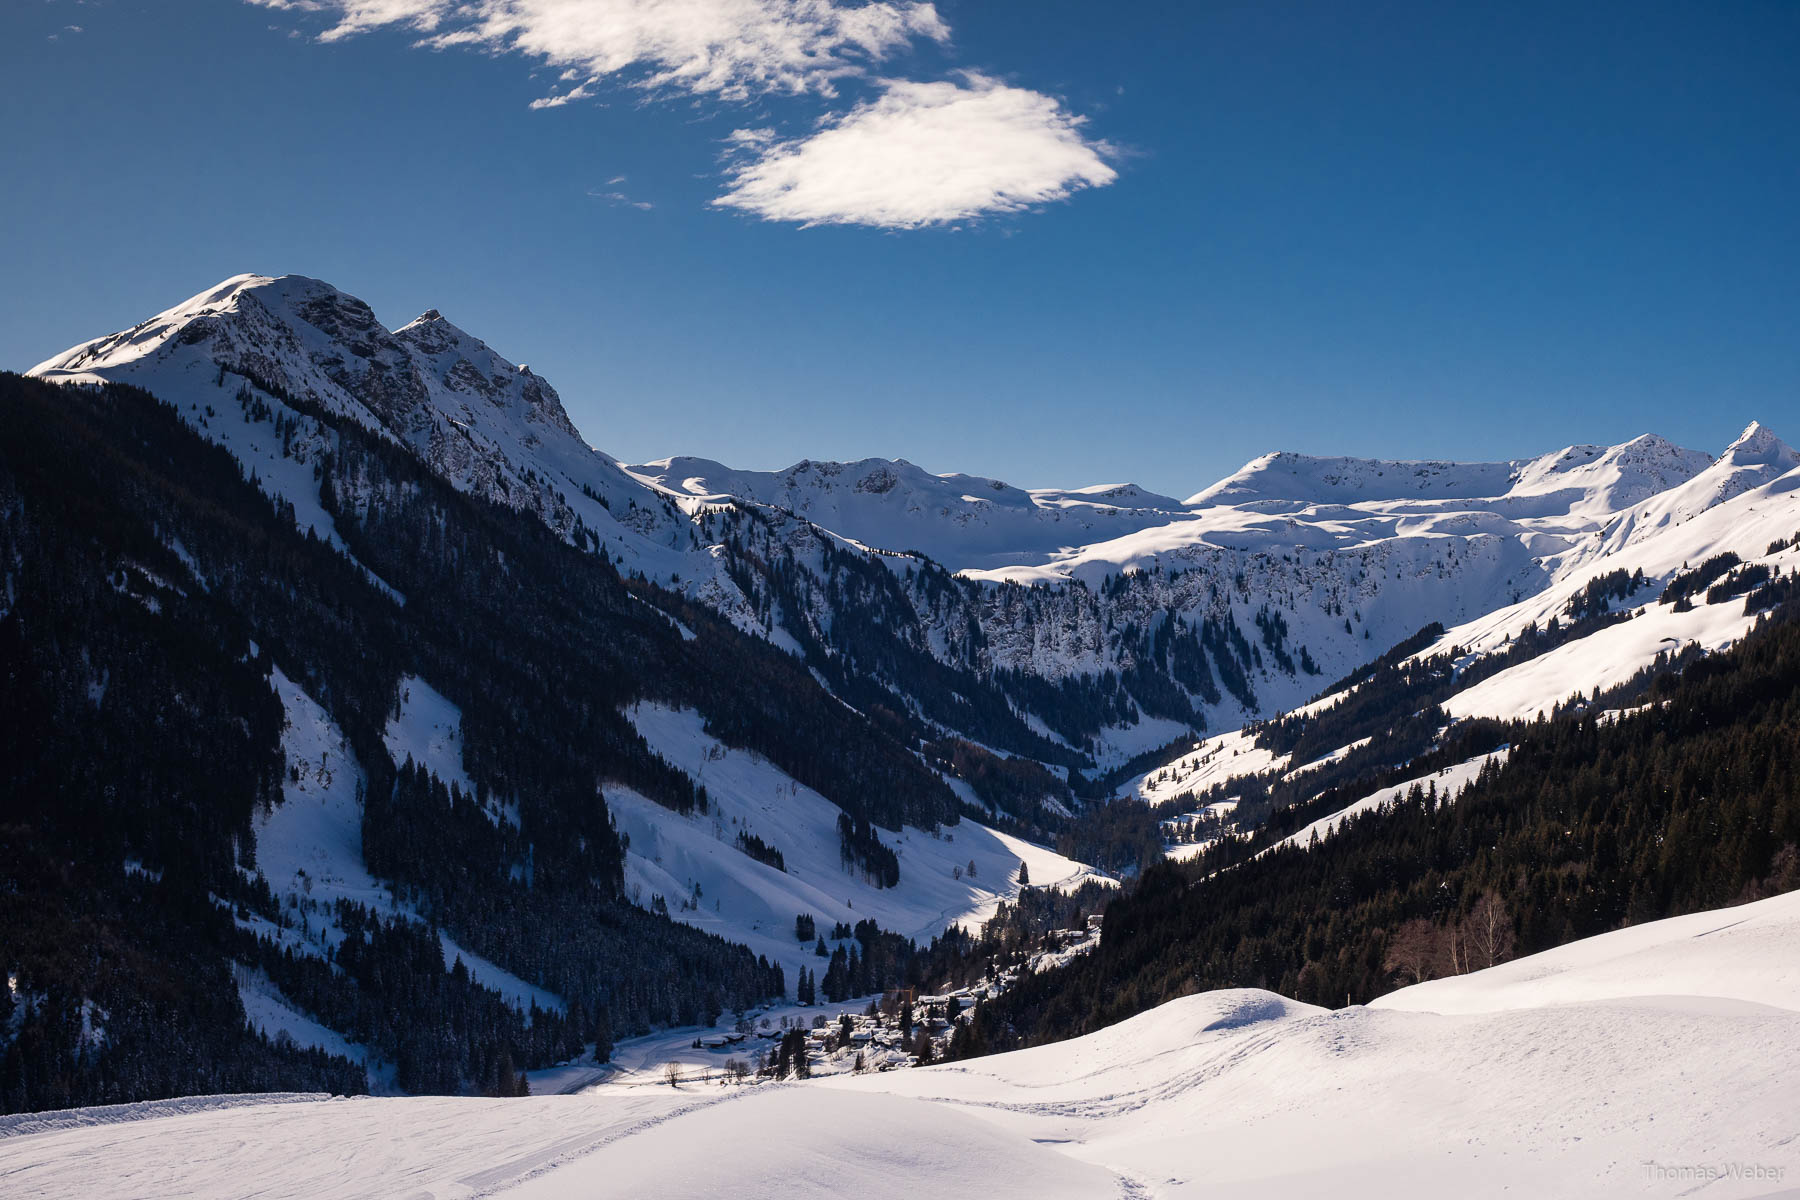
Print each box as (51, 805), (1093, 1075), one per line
(9, 272), (1798, 1110)
(32, 274), (1800, 775)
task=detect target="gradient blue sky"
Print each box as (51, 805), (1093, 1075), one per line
(4, 1), (1796, 494)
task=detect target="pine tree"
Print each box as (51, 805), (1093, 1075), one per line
(591, 1005), (614, 1063)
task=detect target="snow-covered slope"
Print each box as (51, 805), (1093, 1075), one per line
(1185, 436), (1713, 513)
(1260, 747), (1511, 857)
(10, 891), (1796, 1199)
(253, 667), (565, 1048)
(626, 454), (1189, 572)
(1373, 888), (1800, 1016)
(612, 703), (1108, 982)
(841, 894), (1800, 1199)
(243, 664), (567, 1091)
(1421, 426), (1800, 721)
(1125, 422), (1800, 819)
(257, 678), (1101, 1021)
(29, 274), (700, 584)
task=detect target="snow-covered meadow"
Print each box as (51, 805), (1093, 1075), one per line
(8, 891), (1796, 1199)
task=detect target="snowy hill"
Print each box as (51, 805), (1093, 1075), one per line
(8, 890), (1795, 1199)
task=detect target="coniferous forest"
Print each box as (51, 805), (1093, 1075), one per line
(0, 371), (965, 1111)
(947, 592), (1800, 1058)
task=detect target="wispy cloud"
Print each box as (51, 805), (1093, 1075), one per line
(715, 74), (1115, 228)
(249, 1), (1117, 229)
(250, 0), (948, 101)
(589, 189), (654, 212)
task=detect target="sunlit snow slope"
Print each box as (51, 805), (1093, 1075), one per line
(612, 702), (1108, 984)
(29, 274), (701, 585)
(6, 891), (1795, 1199)
(1126, 424), (1800, 819)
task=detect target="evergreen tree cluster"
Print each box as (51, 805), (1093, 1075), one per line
(1564, 567), (1646, 621)
(1053, 797), (1164, 875)
(924, 738), (1073, 836)
(735, 831), (786, 872)
(1662, 553), (1741, 609)
(836, 814), (900, 888)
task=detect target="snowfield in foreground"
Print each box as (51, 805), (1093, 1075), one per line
(6, 891), (1798, 1199)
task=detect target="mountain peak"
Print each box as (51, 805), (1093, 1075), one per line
(1184, 450), (1521, 508)
(1724, 420), (1795, 464)
(392, 307), (473, 347)
(30, 270), (592, 485)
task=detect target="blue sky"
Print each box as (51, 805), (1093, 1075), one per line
(3, 1), (1796, 494)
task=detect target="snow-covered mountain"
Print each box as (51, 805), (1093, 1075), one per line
(1184, 435), (1713, 512)
(30, 274), (698, 580)
(624, 454), (1190, 571)
(28, 273), (1800, 778)
(1133, 418), (1800, 852)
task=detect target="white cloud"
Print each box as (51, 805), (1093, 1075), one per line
(713, 74), (1116, 228)
(249, 1), (1119, 229)
(250, 0), (948, 101)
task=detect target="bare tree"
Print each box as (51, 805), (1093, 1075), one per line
(663, 1061), (683, 1088)
(1441, 919), (1468, 977)
(1467, 890), (1516, 970)
(1383, 918), (1439, 985)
